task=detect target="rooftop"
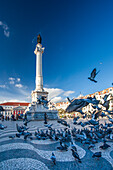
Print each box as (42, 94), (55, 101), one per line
(0, 102), (30, 106)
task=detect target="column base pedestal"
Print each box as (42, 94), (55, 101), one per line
(25, 102), (58, 121)
(27, 110), (58, 121)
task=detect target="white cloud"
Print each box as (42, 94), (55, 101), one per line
(0, 21), (10, 37)
(26, 96), (31, 99)
(9, 77), (21, 84)
(17, 78), (21, 82)
(9, 81), (15, 84)
(44, 88), (64, 100)
(63, 90), (75, 96)
(15, 84), (23, 88)
(51, 96), (63, 103)
(44, 87), (75, 103)
(0, 85), (6, 88)
(9, 77), (15, 81)
(0, 81), (75, 104)
(0, 99), (28, 104)
(8, 99), (28, 103)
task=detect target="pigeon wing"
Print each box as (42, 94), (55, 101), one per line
(91, 68), (96, 78)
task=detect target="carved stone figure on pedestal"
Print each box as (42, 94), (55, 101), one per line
(37, 34), (42, 44)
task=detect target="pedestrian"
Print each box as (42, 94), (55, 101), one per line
(11, 114), (14, 121)
(24, 113), (27, 121)
(2, 115), (4, 121)
(16, 114), (18, 120)
(5, 115), (7, 121)
(44, 113), (47, 124)
(7, 116), (9, 120)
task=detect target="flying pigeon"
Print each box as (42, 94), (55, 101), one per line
(65, 96), (99, 113)
(88, 68), (100, 83)
(65, 98), (89, 113)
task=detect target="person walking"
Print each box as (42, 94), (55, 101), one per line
(44, 112), (47, 124)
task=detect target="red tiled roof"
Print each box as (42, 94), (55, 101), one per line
(0, 102), (30, 106)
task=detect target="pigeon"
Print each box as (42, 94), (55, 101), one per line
(45, 123), (53, 129)
(100, 142), (110, 150)
(0, 124), (7, 129)
(78, 110), (86, 115)
(92, 110), (102, 120)
(57, 119), (63, 123)
(73, 116), (80, 121)
(24, 132), (32, 140)
(83, 114), (87, 119)
(100, 94), (111, 110)
(16, 124), (24, 133)
(92, 152), (101, 159)
(105, 110), (113, 115)
(107, 116), (113, 123)
(88, 144), (95, 150)
(36, 135), (41, 140)
(102, 100), (110, 110)
(65, 97), (99, 113)
(89, 119), (99, 125)
(61, 120), (70, 128)
(71, 141), (77, 151)
(71, 149), (81, 163)
(57, 143), (68, 151)
(24, 120), (30, 126)
(67, 97), (72, 103)
(65, 98), (89, 113)
(9, 135), (15, 139)
(16, 133), (21, 138)
(51, 152), (56, 165)
(103, 94), (110, 101)
(100, 112), (106, 118)
(88, 68), (100, 83)
(0, 124), (5, 129)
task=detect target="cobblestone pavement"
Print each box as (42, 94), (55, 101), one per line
(0, 119), (113, 170)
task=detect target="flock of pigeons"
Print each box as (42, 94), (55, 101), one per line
(0, 107), (113, 165)
(0, 81), (113, 165)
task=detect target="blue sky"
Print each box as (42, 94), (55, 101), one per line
(0, 0), (113, 103)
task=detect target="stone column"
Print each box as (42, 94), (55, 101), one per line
(34, 42), (45, 91)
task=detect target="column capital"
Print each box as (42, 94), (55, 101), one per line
(34, 43), (45, 55)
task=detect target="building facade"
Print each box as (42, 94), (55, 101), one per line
(55, 87), (113, 114)
(0, 102), (30, 118)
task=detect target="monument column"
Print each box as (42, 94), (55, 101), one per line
(25, 34), (58, 120)
(34, 34), (45, 91)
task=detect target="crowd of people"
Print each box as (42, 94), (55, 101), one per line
(0, 113), (27, 121)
